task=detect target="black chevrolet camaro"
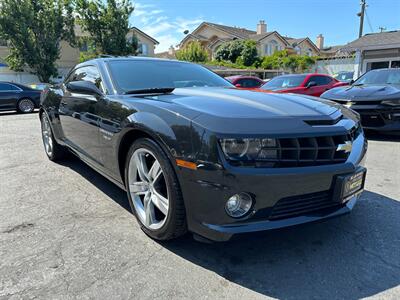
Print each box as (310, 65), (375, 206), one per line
(40, 57), (368, 242)
(0, 81), (41, 113)
(321, 68), (400, 133)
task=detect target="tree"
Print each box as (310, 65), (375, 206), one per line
(75, 0), (137, 56)
(215, 40), (258, 67)
(175, 41), (208, 63)
(0, 0), (75, 82)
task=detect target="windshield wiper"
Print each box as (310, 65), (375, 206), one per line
(352, 83), (364, 86)
(124, 87), (175, 95)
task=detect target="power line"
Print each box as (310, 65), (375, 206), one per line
(365, 10), (374, 33)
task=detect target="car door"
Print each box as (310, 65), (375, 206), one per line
(0, 83), (21, 110)
(58, 65), (105, 164)
(304, 75), (332, 97)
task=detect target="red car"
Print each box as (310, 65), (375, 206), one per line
(225, 75), (264, 88)
(250, 73), (348, 97)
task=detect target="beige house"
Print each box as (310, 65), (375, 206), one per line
(179, 21), (322, 59)
(0, 26), (158, 80)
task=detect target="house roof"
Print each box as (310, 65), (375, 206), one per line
(343, 30), (400, 50)
(131, 27), (159, 45)
(203, 22), (256, 39)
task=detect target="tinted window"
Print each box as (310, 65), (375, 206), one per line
(354, 69), (400, 85)
(262, 75), (306, 89)
(107, 60), (232, 93)
(307, 76), (332, 86)
(67, 66), (104, 92)
(0, 83), (19, 91)
(236, 78), (262, 88)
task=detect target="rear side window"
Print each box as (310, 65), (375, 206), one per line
(236, 78), (262, 88)
(307, 76), (332, 86)
(0, 83), (20, 91)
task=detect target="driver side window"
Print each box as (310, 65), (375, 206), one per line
(65, 66), (105, 93)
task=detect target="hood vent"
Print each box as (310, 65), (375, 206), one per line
(304, 115), (343, 126)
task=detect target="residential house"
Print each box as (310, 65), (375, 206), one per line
(179, 21), (322, 59)
(341, 30), (400, 75)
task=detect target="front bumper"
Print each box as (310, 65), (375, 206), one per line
(348, 104), (400, 132)
(177, 128), (368, 242)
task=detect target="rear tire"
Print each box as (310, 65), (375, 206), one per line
(125, 138), (187, 240)
(17, 98), (35, 113)
(41, 113), (68, 161)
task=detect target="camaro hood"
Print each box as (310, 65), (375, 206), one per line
(168, 87), (338, 118)
(322, 84), (400, 101)
(129, 87), (357, 135)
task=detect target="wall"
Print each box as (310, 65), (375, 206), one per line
(314, 57), (355, 75)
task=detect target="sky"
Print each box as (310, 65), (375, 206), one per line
(130, 0), (400, 53)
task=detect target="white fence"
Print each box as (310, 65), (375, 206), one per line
(0, 67), (70, 84)
(314, 57), (356, 75)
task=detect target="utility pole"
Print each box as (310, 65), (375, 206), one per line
(358, 0), (366, 38)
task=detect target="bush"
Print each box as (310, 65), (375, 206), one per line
(261, 50), (316, 72)
(215, 40), (258, 67)
(175, 41), (208, 63)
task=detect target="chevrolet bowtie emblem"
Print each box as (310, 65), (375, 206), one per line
(336, 141), (353, 153)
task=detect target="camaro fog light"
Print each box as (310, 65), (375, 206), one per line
(225, 193), (253, 218)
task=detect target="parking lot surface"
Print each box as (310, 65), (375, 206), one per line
(1, 112), (400, 300)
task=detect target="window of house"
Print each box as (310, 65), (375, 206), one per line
(138, 43), (149, 56)
(0, 39), (7, 47)
(294, 46), (301, 55)
(265, 40), (280, 56)
(307, 48), (313, 56)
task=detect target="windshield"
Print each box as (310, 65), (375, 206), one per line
(107, 60), (233, 93)
(334, 72), (354, 81)
(354, 69), (400, 85)
(262, 75), (306, 89)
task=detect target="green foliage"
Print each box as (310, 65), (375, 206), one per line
(215, 40), (258, 67)
(75, 0), (137, 56)
(175, 41), (208, 63)
(0, 0), (76, 82)
(261, 50), (316, 72)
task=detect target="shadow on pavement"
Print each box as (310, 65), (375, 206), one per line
(60, 156), (400, 299)
(365, 131), (400, 142)
(161, 191), (400, 299)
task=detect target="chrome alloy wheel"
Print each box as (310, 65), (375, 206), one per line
(41, 115), (53, 156)
(18, 99), (35, 113)
(128, 148), (170, 230)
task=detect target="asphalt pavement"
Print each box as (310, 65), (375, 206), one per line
(0, 112), (399, 299)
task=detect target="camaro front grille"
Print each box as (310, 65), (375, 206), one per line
(269, 190), (341, 220)
(255, 129), (359, 168)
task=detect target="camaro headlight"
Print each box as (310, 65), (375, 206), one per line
(219, 138), (277, 161)
(381, 99), (400, 106)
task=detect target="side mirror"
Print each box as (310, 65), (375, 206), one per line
(306, 81), (317, 88)
(66, 81), (102, 96)
(235, 83), (242, 88)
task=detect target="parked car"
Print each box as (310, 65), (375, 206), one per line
(0, 81), (41, 113)
(321, 68), (400, 133)
(333, 71), (354, 83)
(254, 73), (348, 97)
(225, 75), (264, 88)
(40, 57), (367, 242)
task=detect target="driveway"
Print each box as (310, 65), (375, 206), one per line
(0, 113), (399, 299)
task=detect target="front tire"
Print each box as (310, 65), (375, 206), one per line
(125, 138), (187, 240)
(17, 98), (35, 113)
(41, 113), (68, 161)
